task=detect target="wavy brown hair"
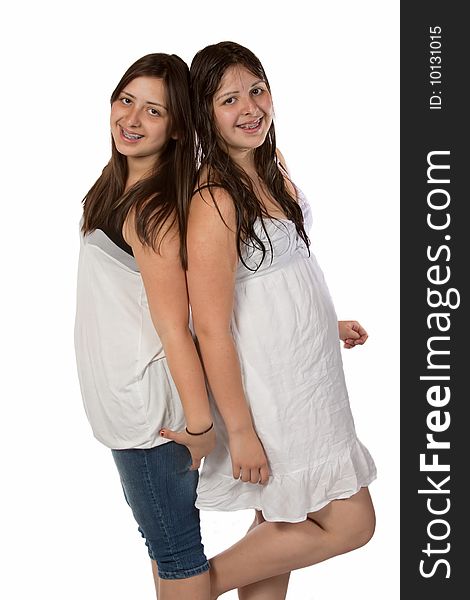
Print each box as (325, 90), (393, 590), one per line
(189, 41), (309, 270)
(82, 53), (195, 265)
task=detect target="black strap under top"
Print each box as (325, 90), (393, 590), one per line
(100, 222), (134, 256)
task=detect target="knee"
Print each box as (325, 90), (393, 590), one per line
(343, 509), (376, 552)
(150, 535), (208, 581)
(351, 520), (375, 551)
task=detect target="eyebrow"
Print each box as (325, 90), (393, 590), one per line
(120, 90), (168, 110)
(215, 79), (265, 101)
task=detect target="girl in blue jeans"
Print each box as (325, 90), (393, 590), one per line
(74, 53), (215, 600)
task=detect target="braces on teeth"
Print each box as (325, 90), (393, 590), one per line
(122, 129), (143, 140)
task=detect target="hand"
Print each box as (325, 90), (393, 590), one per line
(228, 428), (270, 485)
(338, 320), (368, 349)
(159, 426), (216, 470)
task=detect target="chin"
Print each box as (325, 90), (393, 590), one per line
(251, 137), (268, 150)
(114, 143), (132, 157)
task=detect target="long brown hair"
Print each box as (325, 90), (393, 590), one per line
(82, 53), (195, 264)
(189, 41), (309, 270)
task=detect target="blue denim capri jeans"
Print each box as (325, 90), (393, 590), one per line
(112, 441), (210, 580)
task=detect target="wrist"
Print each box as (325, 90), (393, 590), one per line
(186, 422), (214, 436)
(186, 417), (213, 433)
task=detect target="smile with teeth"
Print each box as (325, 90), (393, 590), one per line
(237, 117), (262, 131)
(120, 126), (144, 141)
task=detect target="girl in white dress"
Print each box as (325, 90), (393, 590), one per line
(163, 41), (377, 599)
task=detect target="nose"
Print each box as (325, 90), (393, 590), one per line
(240, 94), (258, 115)
(126, 106), (141, 127)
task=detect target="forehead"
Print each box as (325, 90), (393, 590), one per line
(123, 76), (167, 101)
(217, 65), (261, 90)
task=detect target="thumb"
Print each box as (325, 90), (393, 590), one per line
(190, 457), (201, 471)
(160, 428), (185, 443)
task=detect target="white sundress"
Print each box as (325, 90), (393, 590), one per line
(195, 190), (377, 523)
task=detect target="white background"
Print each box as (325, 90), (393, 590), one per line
(1, 1), (399, 598)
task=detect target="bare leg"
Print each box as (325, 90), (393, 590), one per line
(159, 571), (210, 600)
(210, 487), (375, 600)
(151, 560), (160, 599)
(237, 512), (291, 600)
(151, 559), (210, 600)
(238, 575), (291, 600)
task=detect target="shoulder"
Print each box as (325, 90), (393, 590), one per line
(123, 204), (179, 256)
(275, 148), (290, 175)
(192, 185), (235, 214)
(191, 180), (237, 230)
(275, 148), (299, 200)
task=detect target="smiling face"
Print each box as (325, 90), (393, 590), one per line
(212, 65), (273, 162)
(110, 76), (174, 171)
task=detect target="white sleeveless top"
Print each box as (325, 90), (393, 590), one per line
(74, 227), (185, 449)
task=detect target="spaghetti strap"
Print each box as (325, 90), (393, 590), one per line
(193, 182), (225, 195)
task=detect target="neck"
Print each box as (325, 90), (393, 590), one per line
(230, 147), (256, 174)
(125, 155), (158, 191)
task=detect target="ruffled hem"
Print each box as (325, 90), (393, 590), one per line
(196, 438), (377, 523)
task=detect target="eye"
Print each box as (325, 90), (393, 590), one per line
(251, 87), (264, 96)
(224, 97), (236, 105)
(148, 107), (160, 117)
(120, 96), (132, 105)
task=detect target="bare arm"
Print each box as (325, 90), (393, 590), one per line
(187, 187), (269, 484)
(124, 215), (214, 467)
